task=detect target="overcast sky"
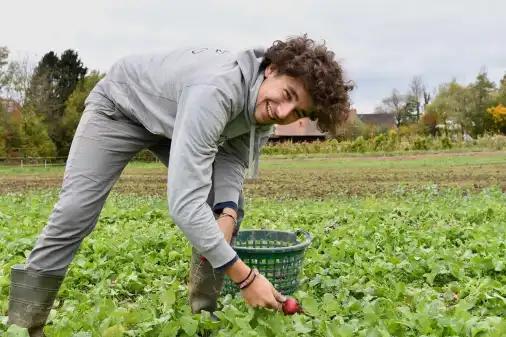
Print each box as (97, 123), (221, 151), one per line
(2, 0), (505, 113)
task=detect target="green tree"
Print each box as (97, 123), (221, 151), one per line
(20, 103), (57, 157)
(425, 79), (487, 137)
(468, 69), (496, 136)
(25, 51), (61, 121)
(1, 113), (24, 157)
(444, 80), (474, 135)
(0, 103), (6, 157)
(25, 49), (88, 156)
(425, 84), (450, 136)
(57, 50), (88, 104)
(0, 128), (5, 157)
(493, 73), (506, 106)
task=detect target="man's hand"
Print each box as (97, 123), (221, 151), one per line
(240, 273), (286, 310)
(217, 207), (237, 244)
(224, 259), (285, 311)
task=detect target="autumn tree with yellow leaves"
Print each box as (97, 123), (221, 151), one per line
(487, 104), (506, 134)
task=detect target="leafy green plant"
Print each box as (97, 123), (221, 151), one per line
(1, 186), (506, 336)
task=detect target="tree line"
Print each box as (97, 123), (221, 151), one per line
(1, 45), (506, 159)
(373, 71), (506, 137)
(0, 46), (103, 158)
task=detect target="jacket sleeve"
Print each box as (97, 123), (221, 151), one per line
(167, 84), (238, 270)
(212, 133), (249, 214)
(212, 126), (274, 213)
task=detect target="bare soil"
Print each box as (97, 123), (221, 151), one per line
(1, 154), (505, 199)
(263, 150), (506, 163)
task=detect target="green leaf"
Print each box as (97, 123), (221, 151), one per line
(161, 289), (176, 310)
(336, 323), (354, 337)
(301, 295), (318, 311)
(292, 315), (313, 334)
(102, 324), (125, 337)
(180, 316), (198, 336)
(159, 321), (180, 337)
(6, 325), (30, 337)
(158, 321), (180, 337)
(234, 316), (252, 330)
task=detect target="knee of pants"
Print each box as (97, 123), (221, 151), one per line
(45, 197), (102, 239)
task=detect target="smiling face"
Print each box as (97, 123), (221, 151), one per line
(254, 65), (314, 125)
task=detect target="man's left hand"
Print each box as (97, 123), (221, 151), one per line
(217, 207), (237, 244)
(199, 208), (237, 262)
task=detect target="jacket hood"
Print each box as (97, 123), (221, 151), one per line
(236, 47), (266, 126)
(235, 47), (275, 178)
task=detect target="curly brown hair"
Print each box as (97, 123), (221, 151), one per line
(261, 34), (354, 137)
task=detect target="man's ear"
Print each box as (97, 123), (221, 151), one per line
(264, 64), (277, 78)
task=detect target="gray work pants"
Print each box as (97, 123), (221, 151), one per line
(26, 104), (244, 276)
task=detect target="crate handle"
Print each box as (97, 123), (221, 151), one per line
(294, 230), (312, 249)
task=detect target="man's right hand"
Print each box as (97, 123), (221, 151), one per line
(240, 273), (286, 310)
(224, 259), (285, 311)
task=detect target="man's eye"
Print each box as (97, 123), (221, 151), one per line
(284, 90), (291, 100)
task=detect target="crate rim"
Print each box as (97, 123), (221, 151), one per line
(231, 229), (312, 254)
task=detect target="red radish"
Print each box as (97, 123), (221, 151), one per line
(282, 297), (300, 315)
(200, 255), (207, 261)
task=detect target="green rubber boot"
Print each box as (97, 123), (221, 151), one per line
(188, 247), (226, 322)
(7, 264), (64, 337)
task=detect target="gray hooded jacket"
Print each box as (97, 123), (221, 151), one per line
(85, 46), (273, 270)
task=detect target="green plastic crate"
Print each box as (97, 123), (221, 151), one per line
(221, 229), (312, 296)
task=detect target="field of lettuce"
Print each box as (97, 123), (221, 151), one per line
(1, 152), (506, 336)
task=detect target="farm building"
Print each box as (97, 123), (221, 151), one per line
(269, 118), (327, 143)
(269, 108), (397, 143)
